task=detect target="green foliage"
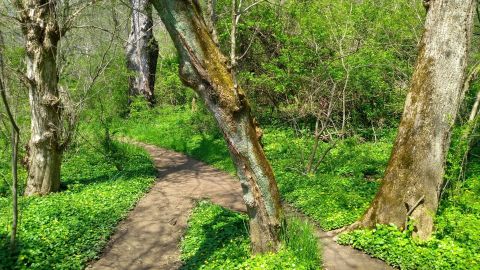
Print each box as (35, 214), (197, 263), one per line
(118, 105), (235, 174)
(215, 0), (422, 129)
(180, 201), (250, 269)
(337, 150), (480, 270)
(154, 57), (196, 106)
(0, 153), (27, 198)
(281, 217), (321, 269)
(120, 106), (390, 230)
(180, 201), (320, 270)
(263, 129), (392, 229)
(338, 223), (480, 270)
(0, 141), (156, 269)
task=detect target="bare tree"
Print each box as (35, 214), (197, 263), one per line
(0, 29), (20, 248)
(126, 0), (159, 106)
(151, 0), (283, 253)
(350, 0), (476, 239)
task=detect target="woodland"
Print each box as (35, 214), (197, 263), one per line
(0, 0), (479, 269)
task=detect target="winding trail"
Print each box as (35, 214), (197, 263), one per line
(88, 142), (393, 270)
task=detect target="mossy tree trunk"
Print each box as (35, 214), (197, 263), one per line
(126, 0), (159, 106)
(151, 0), (283, 253)
(17, 0), (64, 196)
(353, 0), (476, 239)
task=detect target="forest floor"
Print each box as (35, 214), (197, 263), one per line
(88, 141), (392, 270)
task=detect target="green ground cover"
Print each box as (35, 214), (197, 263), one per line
(337, 158), (480, 269)
(180, 201), (320, 270)
(0, 140), (156, 270)
(119, 104), (480, 270)
(119, 105), (389, 230)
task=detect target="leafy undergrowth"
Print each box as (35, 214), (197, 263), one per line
(121, 103), (236, 174)
(0, 155), (27, 198)
(180, 201), (320, 270)
(120, 104), (480, 269)
(263, 130), (389, 230)
(116, 103), (480, 269)
(338, 163), (480, 269)
(0, 142), (156, 269)
(119, 104), (389, 230)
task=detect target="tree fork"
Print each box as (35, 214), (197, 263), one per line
(151, 0), (284, 253)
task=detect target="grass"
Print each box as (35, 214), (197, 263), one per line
(121, 104), (236, 174)
(0, 139), (156, 269)
(180, 200), (320, 270)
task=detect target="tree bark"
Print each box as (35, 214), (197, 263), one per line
(151, 0), (283, 253)
(17, 0), (63, 196)
(468, 90), (480, 122)
(352, 0), (476, 239)
(126, 0), (159, 106)
(205, 0), (219, 45)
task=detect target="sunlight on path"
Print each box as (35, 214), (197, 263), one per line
(88, 142), (245, 270)
(88, 142), (393, 270)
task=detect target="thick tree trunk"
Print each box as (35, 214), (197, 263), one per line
(151, 0), (283, 253)
(126, 0), (159, 106)
(353, 0), (476, 239)
(17, 1), (63, 196)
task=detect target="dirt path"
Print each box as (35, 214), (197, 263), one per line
(89, 142), (393, 270)
(283, 205), (394, 270)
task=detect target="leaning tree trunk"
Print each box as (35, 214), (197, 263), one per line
(352, 0), (476, 239)
(126, 0), (159, 106)
(151, 0), (283, 253)
(17, 1), (63, 196)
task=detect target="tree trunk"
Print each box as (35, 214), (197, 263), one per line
(352, 0), (476, 240)
(126, 0), (159, 106)
(469, 90), (480, 122)
(151, 0), (283, 253)
(0, 30), (20, 249)
(205, 0), (219, 45)
(17, 1), (63, 196)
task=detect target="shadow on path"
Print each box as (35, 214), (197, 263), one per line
(89, 141), (394, 270)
